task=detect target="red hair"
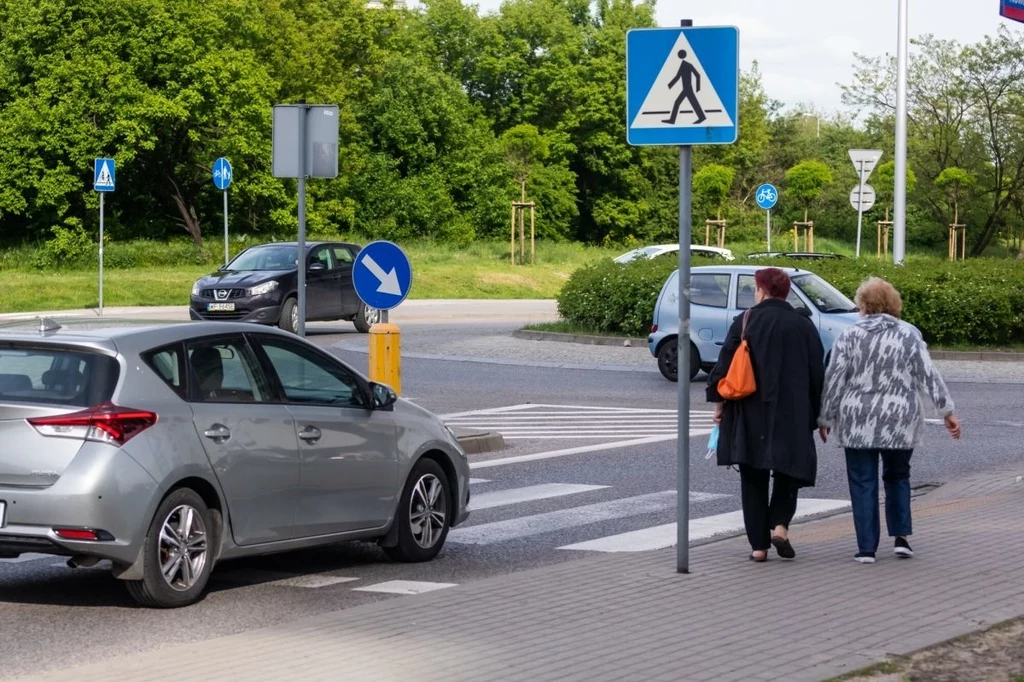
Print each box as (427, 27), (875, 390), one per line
(754, 268), (791, 300)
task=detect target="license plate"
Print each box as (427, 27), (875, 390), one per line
(207, 303), (235, 312)
(0, 501), (6, 528)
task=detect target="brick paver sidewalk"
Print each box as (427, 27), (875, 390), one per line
(23, 467), (1024, 682)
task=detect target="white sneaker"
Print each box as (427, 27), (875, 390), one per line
(854, 553), (876, 564)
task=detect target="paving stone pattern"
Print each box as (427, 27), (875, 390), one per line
(23, 467), (1024, 682)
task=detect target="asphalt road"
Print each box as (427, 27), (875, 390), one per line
(2, 316), (1022, 680)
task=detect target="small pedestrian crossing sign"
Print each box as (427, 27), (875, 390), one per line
(626, 27), (739, 146)
(93, 158), (115, 192)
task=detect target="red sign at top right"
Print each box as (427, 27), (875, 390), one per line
(1001, 0), (1024, 23)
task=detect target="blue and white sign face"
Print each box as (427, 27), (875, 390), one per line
(353, 240), (413, 311)
(626, 27), (739, 146)
(1001, 0), (1024, 24)
(213, 157), (232, 190)
(93, 158), (115, 192)
(755, 184), (778, 210)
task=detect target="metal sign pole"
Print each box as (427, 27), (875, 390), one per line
(676, 17), (694, 575)
(855, 162), (866, 258)
(98, 192), (104, 317)
(893, 0), (909, 265)
(766, 209), (771, 251)
(297, 101), (308, 337)
(223, 189), (229, 266)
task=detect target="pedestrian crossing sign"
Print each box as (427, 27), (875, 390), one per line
(626, 27), (739, 146)
(93, 158), (115, 192)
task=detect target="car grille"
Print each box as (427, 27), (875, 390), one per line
(198, 311), (248, 320)
(199, 288), (247, 300)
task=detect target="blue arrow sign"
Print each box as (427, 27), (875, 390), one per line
(755, 184), (778, 210)
(626, 27), (739, 146)
(353, 240), (413, 311)
(213, 157), (232, 190)
(93, 158), (115, 192)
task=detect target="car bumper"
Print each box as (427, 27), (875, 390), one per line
(0, 445), (159, 565)
(648, 330), (670, 357)
(189, 296), (282, 324)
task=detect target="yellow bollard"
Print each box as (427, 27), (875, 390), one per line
(368, 322), (401, 395)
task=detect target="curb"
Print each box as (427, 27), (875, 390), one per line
(452, 429), (506, 455)
(512, 329), (648, 347)
(516, 330), (1024, 363)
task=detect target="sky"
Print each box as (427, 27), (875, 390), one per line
(459, 0), (1022, 113)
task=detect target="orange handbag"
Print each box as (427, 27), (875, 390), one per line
(717, 309), (756, 400)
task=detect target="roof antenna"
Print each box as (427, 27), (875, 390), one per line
(37, 317), (62, 334)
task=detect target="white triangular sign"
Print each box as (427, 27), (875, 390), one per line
(631, 33), (734, 130)
(96, 162), (113, 187)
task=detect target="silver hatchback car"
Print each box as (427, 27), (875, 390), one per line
(0, 320), (469, 608)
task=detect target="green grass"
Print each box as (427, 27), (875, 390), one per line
(0, 238), (620, 312)
(523, 320), (648, 338)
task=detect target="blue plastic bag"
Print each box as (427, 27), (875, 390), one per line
(705, 425), (719, 459)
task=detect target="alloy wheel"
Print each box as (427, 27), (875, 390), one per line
(158, 504), (208, 592)
(409, 474), (447, 549)
(364, 306), (380, 326)
(290, 305), (298, 332)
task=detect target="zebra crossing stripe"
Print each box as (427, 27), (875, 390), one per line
(447, 490), (729, 545)
(469, 435), (688, 470)
(469, 483), (608, 511)
(558, 498), (851, 552)
(353, 580), (457, 595)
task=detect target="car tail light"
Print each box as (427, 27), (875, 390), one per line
(53, 528), (115, 542)
(27, 403), (157, 446)
(651, 324), (658, 333)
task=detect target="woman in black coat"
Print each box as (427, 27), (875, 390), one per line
(707, 267), (825, 562)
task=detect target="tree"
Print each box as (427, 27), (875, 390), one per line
(874, 161), (918, 218)
(693, 164), (735, 220)
(785, 160), (833, 222)
(935, 167), (976, 224)
(501, 124), (548, 202)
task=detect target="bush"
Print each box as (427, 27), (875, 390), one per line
(557, 254), (1024, 346)
(33, 221), (95, 269)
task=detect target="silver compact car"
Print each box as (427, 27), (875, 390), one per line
(0, 320), (469, 608)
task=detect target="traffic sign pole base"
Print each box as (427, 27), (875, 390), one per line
(369, 322), (401, 395)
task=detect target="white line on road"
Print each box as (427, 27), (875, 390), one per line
(469, 483), (608, 510)
(448, 491), (729, 545)
(270, 575), (361, 589)
(469, 433), (710, 470)
(468, 478), (492, 485)
(353, 580), (457, 595)
(558, 498), (851, 552)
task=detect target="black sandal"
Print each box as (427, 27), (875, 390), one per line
(771, 536), (796, 559)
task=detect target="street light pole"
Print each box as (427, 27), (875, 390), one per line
(893, 0), (909, 265)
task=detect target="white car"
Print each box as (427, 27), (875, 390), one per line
(613, 244), (735, 264)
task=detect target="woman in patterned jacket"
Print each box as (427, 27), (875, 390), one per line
(819, 277), (961, 564)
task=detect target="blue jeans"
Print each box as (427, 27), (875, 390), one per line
(844, 449), (913, 554)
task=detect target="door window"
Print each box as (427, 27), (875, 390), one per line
(308, 246), (335, 271)
(690, 274), (730, 308)
(186, 338), (267, 403)
(256, 337), (366, 408)
(332, 246), (355, 265)
(143, 344), (187, 399)
(736, 275), (809, 312)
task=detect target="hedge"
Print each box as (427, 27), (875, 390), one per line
(556, 255), (1024, 347)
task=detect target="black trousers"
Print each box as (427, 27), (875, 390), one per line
(739, 465), (801, 551)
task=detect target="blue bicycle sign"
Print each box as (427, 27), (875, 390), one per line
(755, 184), (778, 210)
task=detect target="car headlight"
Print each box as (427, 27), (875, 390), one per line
(191, 282), (201, 297)
(248, 280), (279, 297)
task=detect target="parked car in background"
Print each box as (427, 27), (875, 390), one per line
(189, 241), (379, 334)
(0, 320), (469, 607)
(746, 251), (846, 260)
(648, 265), (860, 381)
(614, 244), (735, 264)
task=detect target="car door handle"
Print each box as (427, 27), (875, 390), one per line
(298, 426), (322, 443)
(203, 425), (231, 442)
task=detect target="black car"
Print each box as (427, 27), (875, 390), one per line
(189, 241), (379, 333)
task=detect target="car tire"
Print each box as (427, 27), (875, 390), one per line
(278, 297), (297, 334)
(353, 302), (379, 334)
(125, 488), (214, 609)
(657, 339), (700, 382)
(383, 458), (451, 563)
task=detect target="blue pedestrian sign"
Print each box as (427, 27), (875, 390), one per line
(626, 27), (739, 146)
(93, 158), (115, 192)
(755, 184), (778, 210)
(353, 240), (413, 311)
(212, 157), (232, 190)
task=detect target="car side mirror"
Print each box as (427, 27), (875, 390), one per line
(371, 382), (397, 410)
(796, 307), (812, 318)
(308, 262), (327, 273)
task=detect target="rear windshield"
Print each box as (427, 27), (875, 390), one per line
(0, 345), (119, 407)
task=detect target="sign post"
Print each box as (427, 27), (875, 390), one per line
(627, 21), (739, 574)
(353, 241), (413, 394)
(849, 150), (883, 258)
(93, 158), (116, 316)
(894, 0), (909, 265)
(272, 102), (340, 336)
(756, 184), (778, 251)
(213, 157), (233, 265)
